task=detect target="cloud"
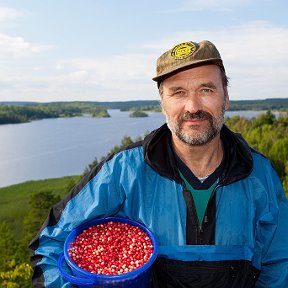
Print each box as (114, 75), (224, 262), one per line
(178, 0), (251, 11)
(203, 21), (288, 99)
(0, 6), (24, 21)
(0, 52), (156, 102)
(58, 53), (154, 87)
(0, 6), (53, 58)
(0, 33), (54, 58)
(211, 21), (288, 65)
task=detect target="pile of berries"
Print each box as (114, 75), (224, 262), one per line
(68, 221), (154, 275)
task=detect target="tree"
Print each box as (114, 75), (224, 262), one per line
(0, 260), (32, 288)
(23, 191), (61, 243)
(0, 222), (16, 271)
(0, 223), (32, 288)
(269, 137), (288, 180)
(252, 110), (275, 128)
(225, 111), (288, 196)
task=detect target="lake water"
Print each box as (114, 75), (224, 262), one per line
(0, 110), (267, 188)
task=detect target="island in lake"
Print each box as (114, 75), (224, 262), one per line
(129, 110), (148, 118)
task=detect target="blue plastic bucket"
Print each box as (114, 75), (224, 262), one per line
(58, 217), (158, 287)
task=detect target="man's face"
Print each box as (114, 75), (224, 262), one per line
(160, 65), (229, 146)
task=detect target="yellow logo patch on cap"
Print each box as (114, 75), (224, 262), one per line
(171, 42), (196, 60)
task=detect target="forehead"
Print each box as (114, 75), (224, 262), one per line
(162, 64), (222, 87)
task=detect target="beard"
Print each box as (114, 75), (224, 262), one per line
(165, 106), (226, 146)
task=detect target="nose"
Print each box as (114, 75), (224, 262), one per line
(184, 92), (202, 113)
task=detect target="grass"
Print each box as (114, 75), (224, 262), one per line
(0, 175), (81, 237)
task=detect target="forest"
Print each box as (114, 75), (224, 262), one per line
(0, 102), (110, 125)
(51, 98), (288, 111)
(0, 111), (287, 287)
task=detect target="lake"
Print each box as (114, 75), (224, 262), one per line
(0, 110), (267, 188)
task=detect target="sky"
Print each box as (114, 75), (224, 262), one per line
(0, 0), (287, 102)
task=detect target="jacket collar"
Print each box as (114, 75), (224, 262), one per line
(143, 124), (253, 185)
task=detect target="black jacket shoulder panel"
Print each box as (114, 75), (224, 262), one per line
(143, 124), (181, 182)
(220, 125), (253, 185)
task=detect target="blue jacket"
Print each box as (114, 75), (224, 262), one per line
(30, 124), (288, 287)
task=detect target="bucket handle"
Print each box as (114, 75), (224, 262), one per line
(58, 253), (96, 286)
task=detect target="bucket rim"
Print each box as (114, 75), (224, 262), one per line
(63, 216), (158, 280)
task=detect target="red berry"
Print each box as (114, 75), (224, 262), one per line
(68, 221), (153, 275)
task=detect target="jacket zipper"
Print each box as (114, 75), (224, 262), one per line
(184, 182), (222, 245)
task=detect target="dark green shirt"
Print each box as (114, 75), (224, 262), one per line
(168, 139), (225, 225)
(179, 170), (218, 224)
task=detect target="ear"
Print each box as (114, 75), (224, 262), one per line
(224, 87), (230, 111)
(160, 99), (166, 115)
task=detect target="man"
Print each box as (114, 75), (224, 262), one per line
(30, 40), (288, 287)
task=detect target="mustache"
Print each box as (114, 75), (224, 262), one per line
(180, 110), (213, 122)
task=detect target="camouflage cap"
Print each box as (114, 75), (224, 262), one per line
(152, 40), (224, 83)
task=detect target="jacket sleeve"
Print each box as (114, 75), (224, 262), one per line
(256, 164), (288, 288)
(29, 160), (126, 287)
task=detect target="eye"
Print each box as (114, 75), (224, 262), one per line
(199, 82), (217, 94)
(173, 90), (186, 96)
(201, 88), (213, 94)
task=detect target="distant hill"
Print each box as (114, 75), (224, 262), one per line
(95, 98), (288, 111)
(93, 100), (161, 110)
(0, 101), (38, 106)
(1, 98), (288, 112)
(229, 98), (288, 111)
(92, 98), (288, 111)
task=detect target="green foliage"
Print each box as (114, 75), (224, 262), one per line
(228, 98), (288, 111)
(0, 177), (80, 287)
(225, 110), (288, 196)
(0, 176), (81, 239)
(85, 100), (162, 111)
(0, 222), (16, 271)
(129, 110), (148, 117)
(0, 104), (58, 124)
(0, 260), (32, 288)
(0, 102), (110, 125)
(0, 176), (80, 227)
(0, 223), (32, 288)
(35, 102), (110, 118)
(83, 98), (288, 112)
(23, 191), (61, 243)
(83, 157), (99, 176)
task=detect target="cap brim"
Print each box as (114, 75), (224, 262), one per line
(152, 59), (224, 83)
